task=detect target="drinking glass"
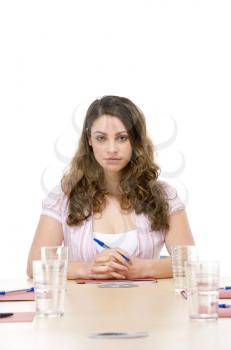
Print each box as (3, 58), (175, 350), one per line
(185, 261), (219, 320)
(33, 259), (67, 317)
(171, 245), (198, 292)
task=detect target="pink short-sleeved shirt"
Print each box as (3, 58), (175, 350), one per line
(41, 182), (185, 261)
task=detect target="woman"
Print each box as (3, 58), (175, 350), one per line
(27, 95), (194, 280)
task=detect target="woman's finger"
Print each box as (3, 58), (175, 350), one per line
(92, 261), (128, 272)
(114, 247), (130, 259)
(109, 271), (127, 279)
(96, 249), (129, 266)
(90, 272), (126, 280)
(101, 247), (129, 259)
(95, 254), (125, 265)
(107, 261), (128, 271)
(91, 265), (113, 274)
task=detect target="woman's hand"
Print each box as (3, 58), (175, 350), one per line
(125, 257), (153, 279)
(125, 256), (172, 279)
(90, 248), (130, 279)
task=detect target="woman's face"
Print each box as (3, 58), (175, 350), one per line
(88, 115), (133, 175)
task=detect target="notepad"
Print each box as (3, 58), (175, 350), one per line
(0, 312), (35, 323)
(0, 291), (35, 302)
(218, 308), (231, 317)
(219, 289), (231, 299)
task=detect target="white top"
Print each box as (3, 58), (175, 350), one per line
(93, 229), (138, 255)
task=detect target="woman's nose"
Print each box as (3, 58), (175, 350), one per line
(106, 140), (118, 153)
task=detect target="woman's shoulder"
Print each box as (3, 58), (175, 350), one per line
(158, 180), (186, 214)
(43, 183), (67, 202)
(41, 183), (68, 222)
(158, 180), (177, 196)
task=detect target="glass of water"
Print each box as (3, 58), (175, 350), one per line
(41, 246), (68, 263)
(33, 259), (67, 317)
(185, 261), (219, 320)
(171, 245), (198, 292)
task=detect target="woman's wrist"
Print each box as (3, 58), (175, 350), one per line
(148, 257), (172, 279)
(144, 259), (156, 278)
(128, 257), (172, 279)
(67, 261), (93, 280)
(126, 257), (155, 279)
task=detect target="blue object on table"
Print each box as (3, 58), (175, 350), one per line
(219, 304), (231, 308)
(0, 287), (34, 295)
(93, 238), (130, 262)
(220, 286), (231, 290)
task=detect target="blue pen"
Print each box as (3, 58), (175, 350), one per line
(219, 304), (231, 308)
(220, 286), (231, 290)
(0, 287), (34, 296)
(93, 238), (130, 262)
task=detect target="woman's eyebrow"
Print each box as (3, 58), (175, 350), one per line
(93, 131), (128, 135)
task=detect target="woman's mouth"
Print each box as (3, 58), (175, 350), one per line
(105, 158), (121, 163)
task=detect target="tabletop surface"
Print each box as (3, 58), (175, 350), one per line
(1, 278), (231, 350)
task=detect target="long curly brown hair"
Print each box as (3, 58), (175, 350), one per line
(61, 95), (170, 231)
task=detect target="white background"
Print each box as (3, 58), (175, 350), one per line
(0, 0), (231, 278)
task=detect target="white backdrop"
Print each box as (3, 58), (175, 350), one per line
(0, 0), (231, 278)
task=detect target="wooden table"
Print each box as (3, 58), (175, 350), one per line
(1, 278), (231, 350)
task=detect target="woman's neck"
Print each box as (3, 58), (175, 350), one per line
(104, 171), (121, 196)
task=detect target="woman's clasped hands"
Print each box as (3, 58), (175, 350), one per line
(90, 248), (130, 279)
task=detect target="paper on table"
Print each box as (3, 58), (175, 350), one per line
(218, 308), (231, 317)
(76, 278), (157, 284)
(0, 312), (35, 323)
(0, 291), (35, 302)
(219, 289), (231, 299)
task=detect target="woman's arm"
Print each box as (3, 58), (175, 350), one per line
(27, 216), (97, 280)
(26, 216), (64, 278)
(165, 209), (195, 249)
(125, 209), (195, 279)
(27, 215), (128, 280)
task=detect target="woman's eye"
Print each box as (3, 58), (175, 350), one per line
(95, 135), (128, 142)
(118, 135), (128, 142)
(96, 136), (105, 142)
